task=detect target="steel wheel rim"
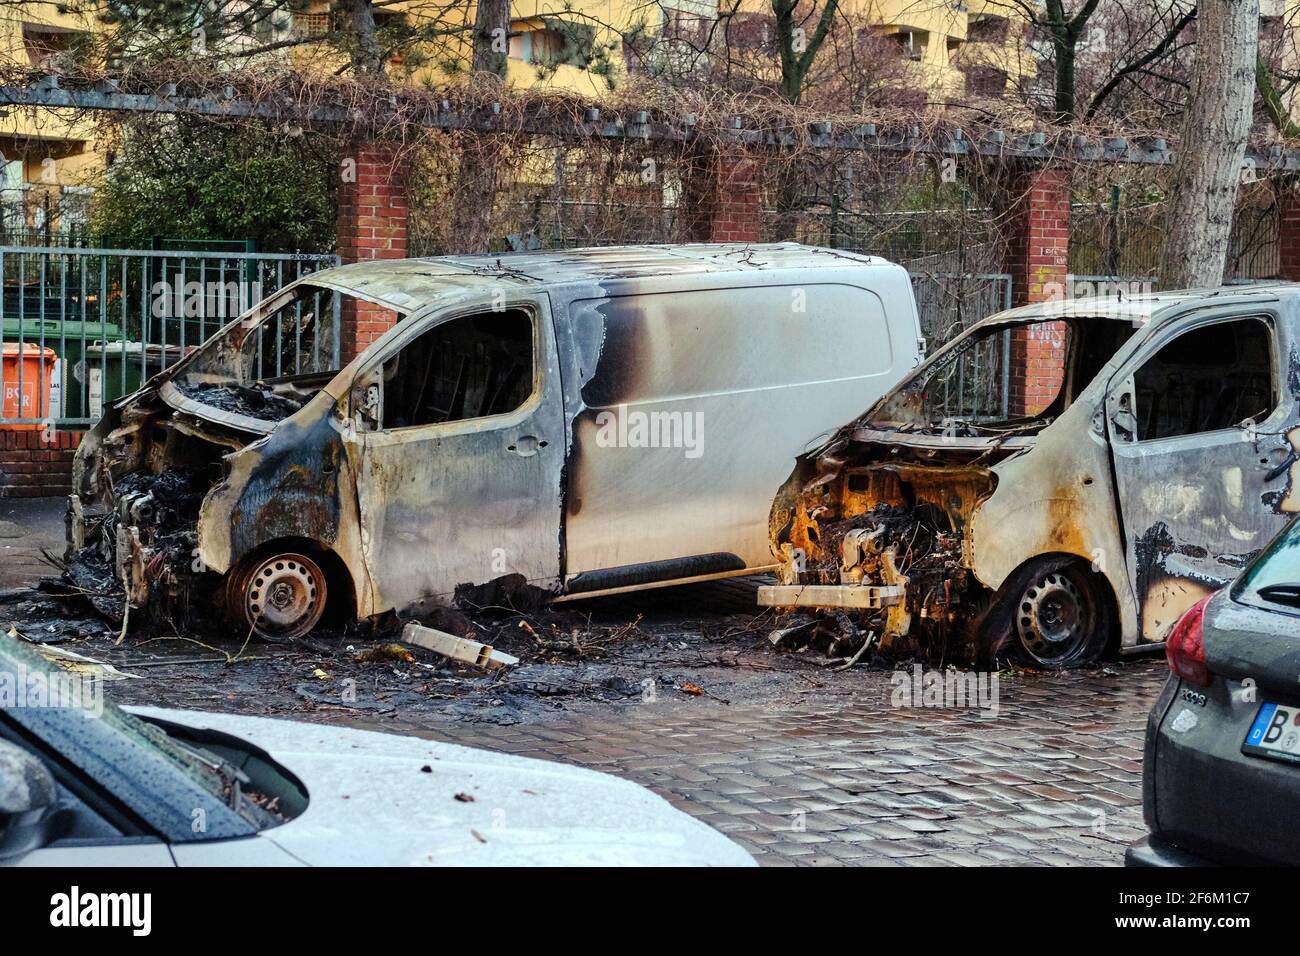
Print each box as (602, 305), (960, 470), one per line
(1016, 570), (1086, 664)
(241, 554), (325, 641)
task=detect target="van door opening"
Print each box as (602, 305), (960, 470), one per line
(352, 300), (566, 613)
(1108, 315), (1286, 642)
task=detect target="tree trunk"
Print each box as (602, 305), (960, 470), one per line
(457, 0), (511, 251)
(345, 0), (385, 78)
(1158, 0), (1258, 288)
(472, 0), (510, 77)
(1053, 33), (1076, 123)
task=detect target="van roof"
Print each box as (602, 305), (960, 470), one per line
(995, 281), (1298, 325)
(302, 243), (899, 312)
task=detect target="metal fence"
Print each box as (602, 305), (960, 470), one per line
(910, 271), (1013, 344)
(0, 246), (339, 428)
(909, 271), (1014, 419)
(1071, 194), (1281, 283)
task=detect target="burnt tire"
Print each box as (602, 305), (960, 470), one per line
(975, 559), (1112, 670)
(225, 551), (328, 643)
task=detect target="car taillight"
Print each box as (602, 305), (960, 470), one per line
(1165, 593), (1216, 687)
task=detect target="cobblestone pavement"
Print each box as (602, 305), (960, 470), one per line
(0, 497), (64, 591)
(409, 660), (1166, 866)
(5, 496), (1166, 866)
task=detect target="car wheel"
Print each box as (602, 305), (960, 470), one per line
(976, 560), (1111, 669)
(226, 552), (327, 642)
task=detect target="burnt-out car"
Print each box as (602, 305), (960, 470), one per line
(67, 243), (923, 640)
(760, 284), (1300, 667)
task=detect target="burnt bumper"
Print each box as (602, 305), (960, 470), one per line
(756, 583), (904, 609)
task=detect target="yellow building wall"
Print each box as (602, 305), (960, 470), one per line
(0, 1), (101, 200)
(288, 0), (648, 97)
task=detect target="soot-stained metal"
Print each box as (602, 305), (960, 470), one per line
(761, 284), (1300, 665)
(66, 243), (919, 642)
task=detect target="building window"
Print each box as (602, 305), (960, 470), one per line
(60, 186), (93, 235)
(728, 12), (776, 52)
(893, 30), (927, 60)
(968, 14), (1010, 43)
(291, 12), (331, 37)
(662, 7), (711, 44)
(0, 160), (26, 235)
(22, 24), (87, 70)
(508, 20), (595, 67)
(965, 66), (1008, 96)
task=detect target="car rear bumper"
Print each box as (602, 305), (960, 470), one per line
(1125, 834), (1216, 867)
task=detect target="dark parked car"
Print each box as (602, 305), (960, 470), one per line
(1129, 515), (1300, 866)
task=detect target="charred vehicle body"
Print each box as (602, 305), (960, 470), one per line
(760, 284), (1300, 667)
(67, 243), (923, 640)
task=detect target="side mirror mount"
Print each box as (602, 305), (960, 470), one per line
(1107, 376), (1138, 442)
(350, 366), (383, 433)
(0, 738), (60, 861)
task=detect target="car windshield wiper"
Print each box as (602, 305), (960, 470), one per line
(166, 735), (253, 812)
(1256, 583), (1300, 607)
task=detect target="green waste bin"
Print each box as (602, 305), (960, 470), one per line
(1, 317), (124, 422)
(82, 340), (185, 420)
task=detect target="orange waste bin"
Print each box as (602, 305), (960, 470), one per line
(1, 342), (57, 430)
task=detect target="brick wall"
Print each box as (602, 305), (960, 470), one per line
(337, 141), (410, 363)
(1002, 165), (1071, 417)
(0, 429), (83, 498)
(682, 150), (761, 243)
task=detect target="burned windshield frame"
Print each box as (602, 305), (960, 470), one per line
(235, 282), (351, 381)
(867, 320), (1056, 433)
(864, 315), (1136, 436)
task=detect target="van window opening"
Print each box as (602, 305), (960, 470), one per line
(1133, 317), (1274, 442)
(867, 317), (1136, 435)
(239, 285), (353, 381)
(381, 308), (534, 429)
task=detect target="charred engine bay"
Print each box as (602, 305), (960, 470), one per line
(67, 466), (215, 627)
(772, 439), (1000, 657)
(175, 380), (306, 422)
(66, 375), (324, 631)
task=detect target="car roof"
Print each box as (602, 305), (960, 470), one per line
(300, 243), (898, 313)
(993, 282), (1297, 325)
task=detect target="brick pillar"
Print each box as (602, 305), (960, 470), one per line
(1279, 184), (1300, 281)
(682, 148), (761, 243)
(1001, 164), (1071, 416)
(337, 141), (411, 364)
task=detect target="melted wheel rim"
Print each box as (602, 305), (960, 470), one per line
(240, 554), (326, 641)
(1015, 570), (1085, 663)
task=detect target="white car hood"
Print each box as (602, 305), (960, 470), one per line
(130, 707), (752, 867)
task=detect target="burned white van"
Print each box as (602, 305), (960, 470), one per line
(67, 243), (923, 640)
(760, 284), (1300, 668)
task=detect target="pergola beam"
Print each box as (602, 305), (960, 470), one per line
(3, 74), (1297, 171)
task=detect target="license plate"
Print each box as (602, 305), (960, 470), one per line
(1242, 703), (1300, 765)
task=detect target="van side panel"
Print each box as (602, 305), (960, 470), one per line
(562, 278), (914, 577)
